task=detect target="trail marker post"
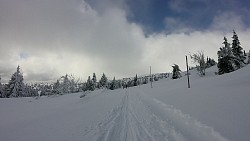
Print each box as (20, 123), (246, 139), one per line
(150, 66), (153, 88)
(186, 56), (191, 88)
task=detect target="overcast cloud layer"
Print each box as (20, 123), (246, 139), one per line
(0, 0), (250, 83)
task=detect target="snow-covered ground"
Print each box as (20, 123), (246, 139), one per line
(1, 65), (250, 141)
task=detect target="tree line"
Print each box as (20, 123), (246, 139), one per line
(0, 66), (169, 98)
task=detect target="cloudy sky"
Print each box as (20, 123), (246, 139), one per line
(0, 0), (250, 83)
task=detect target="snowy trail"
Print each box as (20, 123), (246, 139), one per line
(83, 88), (229, 141)
(84, 90), (156, 141)
(138, 89), (229, 141)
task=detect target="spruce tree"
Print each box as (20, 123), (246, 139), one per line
(99, 73), (108, 88)
(86, 76), (95, 91)
(0, 76), (5, 98)
(172, 64), (181, 79)
(7, 66), (25, 97)
(23, 84), (33, 97)
(232, 30), (245, 68)
(86, 76), (90, 91)
(62, 74), (70, 94)
(69, 75), (77, 93)
(53, 80), (61, 94)
(92, 73), (97, 89)
(248, 50), (250, 64)
(217, 37), (235, 74)
(154, 75), (159, 81)
(134, 74), (138, 86)
(206, 57), (216, 68)
(110, 77), (116, 90)
(81, 82), (88, 92)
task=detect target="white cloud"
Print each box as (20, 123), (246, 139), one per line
(0, 0), (250, 83)
(210, 12), (246, 32)
(164, 17), (194, 34)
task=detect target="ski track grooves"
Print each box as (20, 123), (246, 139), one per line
(84, 89), (229, 141)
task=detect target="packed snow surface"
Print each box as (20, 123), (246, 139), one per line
(1, 66), (250, 141)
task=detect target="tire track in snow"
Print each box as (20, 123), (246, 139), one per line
(130, 90), (186, 141)
(84, 90), (155, 141)
(83, 88), (229, 141)
(83, 89), (186, 141)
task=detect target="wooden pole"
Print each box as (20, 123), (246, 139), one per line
(186, 56), (190, 88)
(150, 66), (153, 88)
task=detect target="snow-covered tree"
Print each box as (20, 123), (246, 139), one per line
(206, 57), (216, 68)
(134, 74), (138, 86)
(99, 73), (108, 88)
(172, 64), (181, 79)
(23, 84), (38, 97)
(142, 76), (148, 84)
(52, 80), (61, 94)
(154, 75), (159, 81)
(190, 51), (206, 76)
(86, 76), (95, 91)
(62, 74), (71, 94)
(217, 37), (235, 75)
(248, 50), (250, 64)
(0, 76), (5, 98)
(232, 30), (245, 68)
(96, 82), (101, 89)
(127, 78), (134, 87)
(80, 82), (88, 92)
(109, 77), (116, 90)
(7, 66), (25, 97)
(69, 75), (79, 93)
(116, 80), (122, 89)
(92, 73), (97, 89)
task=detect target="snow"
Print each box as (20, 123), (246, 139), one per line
(1, 65), (250, 141)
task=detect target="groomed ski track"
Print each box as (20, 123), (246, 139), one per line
(83, 88), (229, 141)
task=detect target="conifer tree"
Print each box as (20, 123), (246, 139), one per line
(99, 73), (108, 88)
(109, 77), (116, 90)
(248, 50), (250, 64)
(134, 74), (138, 86)
(53, 80), (61, 94)
(23, 84), (36, 97)
(92, 73), (97, 89)
(86, 76), (91, 90)
(217, 37), (235, 74)
(172, 64), (181, 79)
(154, 75), (159, 81)
(0, 76), (5, 98)
(69, 76), (76, 93)
(206, 57), (216, 68)
(62, 74), (70, 94)
(86, 76), (95, 91)
(232, 30), (245, 68)
(81, 82), (88, 92)
(7, 66), (25, 97)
